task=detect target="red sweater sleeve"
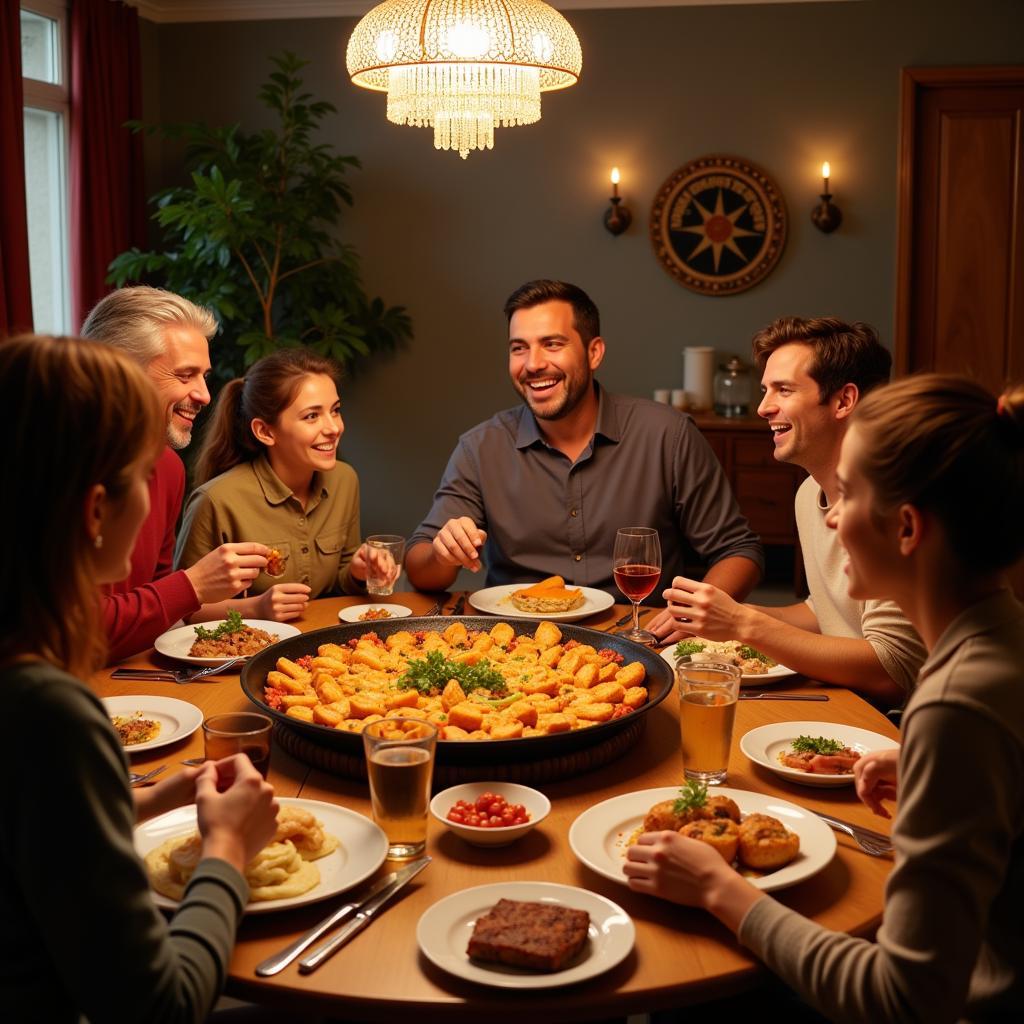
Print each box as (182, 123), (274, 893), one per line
(101, 448), (199, 663)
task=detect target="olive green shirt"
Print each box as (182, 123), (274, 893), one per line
(175, 455), (364, 598)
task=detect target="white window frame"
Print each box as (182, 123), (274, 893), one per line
(21, 0), (72, 334)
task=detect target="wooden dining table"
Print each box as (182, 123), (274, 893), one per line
(92, 593), (900, 1021)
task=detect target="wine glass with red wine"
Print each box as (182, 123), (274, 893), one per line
(612, 527), (662, 644)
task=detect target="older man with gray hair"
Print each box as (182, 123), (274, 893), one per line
(82, 286), (270, 662)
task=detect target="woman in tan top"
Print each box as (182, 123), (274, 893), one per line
(626, 374), (1024, 1022)
(177, 349), (386, 622)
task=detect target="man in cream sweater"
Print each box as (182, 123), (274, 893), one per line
(654, 317), (925, 707)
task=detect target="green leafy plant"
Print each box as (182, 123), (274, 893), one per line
(109, 52), (411, 382)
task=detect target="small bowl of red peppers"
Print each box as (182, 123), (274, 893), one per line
(430, 782), (550, 847)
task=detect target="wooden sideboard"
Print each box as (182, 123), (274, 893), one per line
(690, 412), (806, 593)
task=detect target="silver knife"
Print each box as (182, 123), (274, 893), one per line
(298, 856), (430, 973)
(739, 692), (829, 701)
(254, 870), (400, 977)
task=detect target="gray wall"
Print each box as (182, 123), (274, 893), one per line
(145, 0), (1024, 540)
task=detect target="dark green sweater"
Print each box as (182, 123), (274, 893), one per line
(0, 661), (248, 1022)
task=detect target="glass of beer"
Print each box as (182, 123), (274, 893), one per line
(363, 718), (437, 859)
(676, 658), (741, 785)
(202, 712), (273, 778)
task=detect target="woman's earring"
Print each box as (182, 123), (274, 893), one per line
(94, 534), (103, 550)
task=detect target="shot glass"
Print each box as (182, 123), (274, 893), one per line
(365, 534), (405, 596)
(203, 712), (273, 778)
(363, 718), (437, 859)
(676, 658), (741, 785)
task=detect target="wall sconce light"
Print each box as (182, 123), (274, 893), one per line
(811, 161), (842, 233)
(604, 167), (632, 236)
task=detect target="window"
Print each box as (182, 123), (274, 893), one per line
(21, 2), (70, 335)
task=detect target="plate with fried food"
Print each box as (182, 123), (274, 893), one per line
(569, 784), (836, 893)
(741, 721), (900, 788)
(660, 638), (797, 683)
(416, 881), (634, 989)
(103, 695), (203, 754)
(154, 613), (301, 666)
(469, 581), (614, 622)
(338, 603), (413, 623)
(134, 798), (388, 913)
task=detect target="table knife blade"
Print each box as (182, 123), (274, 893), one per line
(298, 856), (430, 973)
(254, 870), (400, 977)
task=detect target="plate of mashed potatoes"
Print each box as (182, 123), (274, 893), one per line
(134, 798), (388, 913)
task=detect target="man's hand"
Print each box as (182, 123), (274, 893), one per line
(185, 542), (270, 604)
(432, 517), (487, 572)
(196, 756), (278, 872)
(255, 582), (311, 622)
(350, 543), (400, 589)
(651, 575), (745, 642)
(854, 747), (900, 818)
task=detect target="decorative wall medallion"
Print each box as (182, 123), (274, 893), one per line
(651, 155), (787, 295)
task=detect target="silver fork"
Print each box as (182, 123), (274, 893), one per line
(128, 764), (167, 786)
(111, 658), (244, 684)
(816, 813), (893, 856)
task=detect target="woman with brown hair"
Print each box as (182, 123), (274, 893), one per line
(0, 336), (278, 1021)
(175, 348), (383, 623)
(626, 374), (1024, 1022)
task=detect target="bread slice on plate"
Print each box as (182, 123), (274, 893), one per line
(510, 576), (585, 613)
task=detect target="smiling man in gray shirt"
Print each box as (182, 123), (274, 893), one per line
(405, 280), (762, 639)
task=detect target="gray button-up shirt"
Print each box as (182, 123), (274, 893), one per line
(410, 387), (763, 598)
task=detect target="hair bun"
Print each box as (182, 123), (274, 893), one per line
(996, 385), (1024, 444)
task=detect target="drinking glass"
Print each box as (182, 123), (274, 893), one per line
(365, 534), (405, 596)
(676, 657), (741, 784)
(202, 712), (273, 778)
(612, 527), (662, 644)
(363, 718), (437, 859)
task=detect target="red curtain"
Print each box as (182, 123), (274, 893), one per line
(70, 0), (145, 331)
(0, 0), (33, 336)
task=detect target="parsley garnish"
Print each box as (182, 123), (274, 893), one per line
(790, 735), (844, 755)
(193, 610), (245, 642)
(738, 644), (772, 664)
(397, 651), (507, 697)
(672, 780), (708, 815)
(673, 639), (706, 658)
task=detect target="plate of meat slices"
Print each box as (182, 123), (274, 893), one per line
(740, 721), (900, 788)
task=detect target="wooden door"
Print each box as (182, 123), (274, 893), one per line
(895, 67), (1024, 388)
(895, 67), (1024, 595)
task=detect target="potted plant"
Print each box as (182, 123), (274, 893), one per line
(109, 51), (411, 384)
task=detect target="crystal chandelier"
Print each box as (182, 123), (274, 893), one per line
(346, 0), (583, 159)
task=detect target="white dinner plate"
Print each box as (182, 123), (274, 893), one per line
(469, 584), (615, 623)
(153, 619), (301, 666)
(416, 881), (634, 989)
(135, 798), (388, 915)
(741, 721), (900, 788)
(338, 603), (413, 623)
(102, 695), (203, 755)
(569, 786), (836, 894)
(659, 643), (797, 685)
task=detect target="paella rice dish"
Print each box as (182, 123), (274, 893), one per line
(261, 620), (649, 741)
